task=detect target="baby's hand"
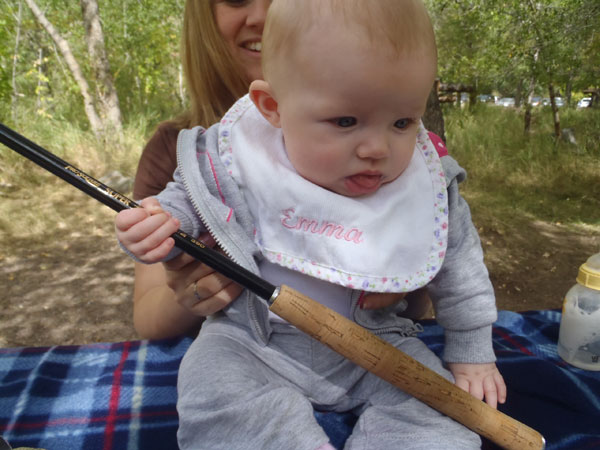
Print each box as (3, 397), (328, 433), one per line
(115, 197), (180, 263)
(447, 362), (506, 409)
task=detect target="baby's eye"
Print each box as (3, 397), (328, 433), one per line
(394, 118), (413, 130)
(333, 117), (357, 128)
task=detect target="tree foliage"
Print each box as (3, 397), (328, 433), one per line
(0, 0), (597, 135)
(427, 0), (599, 99)
(0, 0), (184, 131)
(426, 0), (599, 136)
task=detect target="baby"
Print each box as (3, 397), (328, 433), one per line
(116, 0), (505, 448)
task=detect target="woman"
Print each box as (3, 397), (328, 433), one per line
(131, 0), (269, 339)
(131, 0), (430, 339)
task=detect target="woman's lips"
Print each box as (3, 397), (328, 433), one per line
(240, 40), (262, 55)
(344, 172), (383, 195)
(242, 41), (262, 52)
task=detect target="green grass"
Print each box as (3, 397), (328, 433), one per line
(444, 105), (600, 226)
(0, 115), (151, 245)
(0, 115), (149, 188)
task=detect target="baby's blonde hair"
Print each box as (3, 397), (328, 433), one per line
(262, 0), (437, 83)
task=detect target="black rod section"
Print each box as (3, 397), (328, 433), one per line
(0, 122), (276, 300)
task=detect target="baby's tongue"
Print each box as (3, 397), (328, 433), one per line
(349, 174), (380, 188)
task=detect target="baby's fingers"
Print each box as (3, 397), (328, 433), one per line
(115, 207), (151, 233)
(136, 233), (177, 263)
(120, 213), (180, 262)
(453, 376), (471, 396)
(140, 197), (164, 214)
(494, 371), (507, 405)
(482, 376), (498, 409)
(131, 213), (179, 250)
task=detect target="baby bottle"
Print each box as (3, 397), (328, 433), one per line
(557, 252), (600, 370)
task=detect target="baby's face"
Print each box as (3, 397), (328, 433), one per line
(273, 24), (435, 197)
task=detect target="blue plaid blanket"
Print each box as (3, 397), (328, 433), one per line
(1, 310), (598, 449)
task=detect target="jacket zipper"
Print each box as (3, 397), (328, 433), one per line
(175, 128), (268, 343)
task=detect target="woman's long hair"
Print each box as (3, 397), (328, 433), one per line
(175, 0), (250, 129)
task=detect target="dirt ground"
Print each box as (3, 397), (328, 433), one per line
(1, 205), (599, 348)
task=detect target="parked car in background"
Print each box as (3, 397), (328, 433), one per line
(477, 94), (494, 103)
(577, 97), (592, 109)
(496, 97), (516, 107)
(529, 96), (542, 107)
(540, 97), (564, 107)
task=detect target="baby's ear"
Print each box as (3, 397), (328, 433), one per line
(249, 80), (281, 128)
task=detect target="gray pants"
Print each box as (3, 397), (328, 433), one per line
(177, 316), (481, 450)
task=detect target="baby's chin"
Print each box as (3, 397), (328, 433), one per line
(328, 182), (385, 198)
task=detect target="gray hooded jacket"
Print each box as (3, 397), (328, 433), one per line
(155, 125), (498, 364)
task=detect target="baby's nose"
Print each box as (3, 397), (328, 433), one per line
(356, 136), (389, 160)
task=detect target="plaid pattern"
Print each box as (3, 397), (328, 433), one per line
(1, 310), (599, 450)
(0, 339), (187, 450)
(421, 310), (600, 450)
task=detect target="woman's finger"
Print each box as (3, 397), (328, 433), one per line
(162, 231), (217, 271)
(189, 282), (243, 317)
(163, 251), (198, 272)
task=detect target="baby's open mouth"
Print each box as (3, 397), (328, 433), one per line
(345, 173), (383, 195)
(349, 173), (382, 188)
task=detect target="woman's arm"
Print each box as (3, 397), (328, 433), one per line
(133, 262), (202, 339)
(132, 246), (243, 340)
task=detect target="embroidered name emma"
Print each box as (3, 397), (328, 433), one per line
(280, 208), (364, 244)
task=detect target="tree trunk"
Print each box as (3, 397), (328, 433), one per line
(548, 84), (561, 139)
(11, 0), (23, 121)
(423, 80), (446, 142)
(523, 104), (532, 135)
(524, 49), (539, 135)
(515, 78), (524, 108)
(468, 91), (477, 110)
(523, 77), (536, 134)
(24, 0), (104, 137)
(80, 0), (123, 135)
(565, 77), (573, 107)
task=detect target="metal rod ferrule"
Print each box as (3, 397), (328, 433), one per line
(268, 286), (281, 307)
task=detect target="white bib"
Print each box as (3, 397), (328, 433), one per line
(217, 95), (448, 293)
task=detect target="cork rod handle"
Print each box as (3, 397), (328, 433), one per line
(269, 285), (545, 450)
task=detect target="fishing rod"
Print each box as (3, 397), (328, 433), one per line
(0, 123), (274, 301)
(0, 122), (544, 450)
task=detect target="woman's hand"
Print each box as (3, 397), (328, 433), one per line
(162, 232), (243, 317)
(131, 227), (242, 339)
